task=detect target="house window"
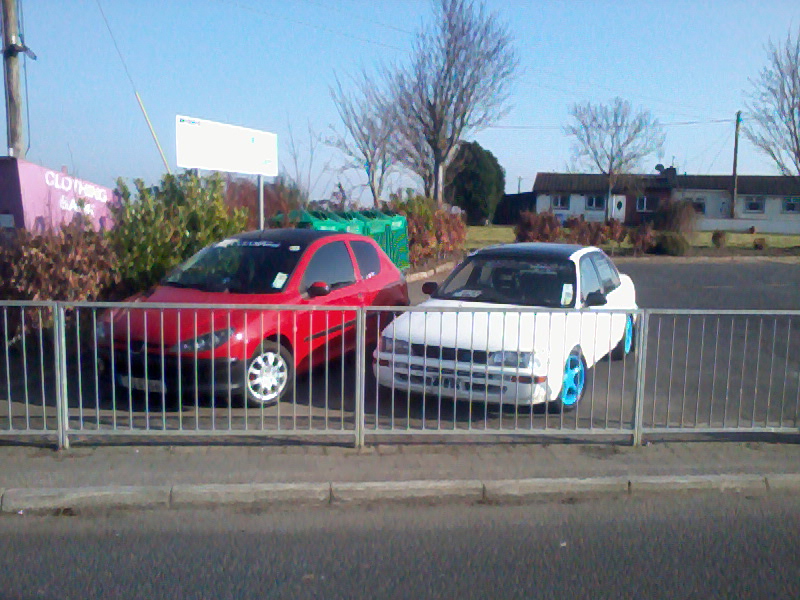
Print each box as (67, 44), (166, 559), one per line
(636, 196), (657, 213)
(586, 195), (605, 211)
(552, 194), (570, 210)
(692, 199), (706, 214)
(783, 198), (800, 213)
(744, 197), (765, 213)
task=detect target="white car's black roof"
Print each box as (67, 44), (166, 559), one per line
(474, 242), (592, 261)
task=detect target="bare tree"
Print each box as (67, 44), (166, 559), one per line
(329, 72), (395, 207)
(565, 97), (665, 219)
(390, 0), (517, 206)
(744, 27), (800, 176)
(285, 120), (334, 205)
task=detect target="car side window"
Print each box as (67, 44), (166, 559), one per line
(350, 240), (382, 280)
(301, 241), (356, 293)
(579, 256), (603, 302)
(591, 253), (621, 293)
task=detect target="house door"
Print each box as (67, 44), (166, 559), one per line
(610, 195), (626, 221)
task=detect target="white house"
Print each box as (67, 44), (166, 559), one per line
(672, 176), (800, 234)
(529, 171), (800, 234)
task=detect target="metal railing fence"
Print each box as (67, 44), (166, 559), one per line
(0, 301), (798, 449)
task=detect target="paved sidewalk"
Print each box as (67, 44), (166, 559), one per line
(2, 440), (799, 513)
(2, 439), (799, 489)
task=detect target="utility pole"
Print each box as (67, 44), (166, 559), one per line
(731, 110), (741, 219)
(517, 176), (521, 194)
(2, 0), (25, 158)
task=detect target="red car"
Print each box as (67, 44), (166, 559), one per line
(99, 229), (409, 406)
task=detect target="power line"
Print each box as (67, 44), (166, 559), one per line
(211, 0), (405, 52)
(303, 0), (414, 36)
(529, 73), (716, 121)
(488, 119), (733, 131)
(95, 0), (170, 173)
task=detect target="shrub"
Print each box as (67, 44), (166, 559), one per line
(748, 225), (757, 234)
(109, 171), (248, 294)
(711, 230), (727, 248)
(514, 211), (563, 243)
(628, 222), (656, 255)
(652, 231), (690, 256)
(0, 216), (119, 302)
(753, 237), (767, 250)
(653, 200), (696, 234)
(389, 193), (466, 267)
(225, 175), (303, 230)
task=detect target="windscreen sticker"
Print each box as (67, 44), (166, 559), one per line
(453, 289), (482, 298)
(239, 240), (281, 248)
(527, 264), (559, 275)
(561, 283), (574, 306)
(289, 245), (301, 252)
(272, 273), (288, 289)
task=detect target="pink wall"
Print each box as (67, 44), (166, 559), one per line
(0, 158), (115, 232)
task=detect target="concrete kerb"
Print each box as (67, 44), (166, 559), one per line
(405, 261), (456, 284)
(171, 482), (331, 509)
(1, 485), (170, 515)
(332, 479), (484, 504)
(2, 474), (799, 514)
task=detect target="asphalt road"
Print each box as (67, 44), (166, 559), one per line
(0, 492), (798, 599)
(3, 260), (800, 436)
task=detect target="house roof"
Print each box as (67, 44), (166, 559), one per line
(533, 172), (669, 194)
(676, 175), (800, 196)
(533, 172), (800, 196)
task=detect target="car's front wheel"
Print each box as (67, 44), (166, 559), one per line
(550, 348), (587, 413)
(245, 341), (294, 407)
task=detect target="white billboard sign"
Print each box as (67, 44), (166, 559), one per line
(175, 115), (278, 177)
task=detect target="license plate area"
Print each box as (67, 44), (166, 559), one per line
(119, 375), (165, 393)
(425, 376), (457, 389)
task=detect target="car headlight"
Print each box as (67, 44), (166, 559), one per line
(381, 335), (410, 354)
(488, 351), (533, 368)
(172, 328), (235, 353)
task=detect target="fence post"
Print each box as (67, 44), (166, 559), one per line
(54, 303), (70, 450)
(354, 307), (366, 449)
(632, 310), (649, 446)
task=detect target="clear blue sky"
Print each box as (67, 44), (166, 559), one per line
(8, 0), (800, 202)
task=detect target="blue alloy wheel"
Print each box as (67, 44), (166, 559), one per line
(624, 315), (634, 354)
(561, 352), (585, 406)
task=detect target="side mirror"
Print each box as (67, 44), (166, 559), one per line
(308, 281), (331, 297)
(421, 281), (438, 295)
(584, 290), (607, 307)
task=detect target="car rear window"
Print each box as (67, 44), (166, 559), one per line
(591, 253), (621, 292)
(350, 240), (382, 279)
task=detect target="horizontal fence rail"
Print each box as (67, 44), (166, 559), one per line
(0, 301), (798, 448)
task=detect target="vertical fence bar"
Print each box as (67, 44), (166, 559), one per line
(354, 307), (366, 448)
(632, 311), (649, 446)
(54, 303), (70, 450)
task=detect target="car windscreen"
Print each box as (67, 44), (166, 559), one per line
(162, 239), (305, 294)
(433, 255), (577, 308)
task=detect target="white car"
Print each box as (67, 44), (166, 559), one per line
(373, 243), (637, 410)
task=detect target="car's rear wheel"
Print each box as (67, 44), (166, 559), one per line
(610, 314), (635, 361)
(549, 348), (587, 413)
(245, 341), (293, 407)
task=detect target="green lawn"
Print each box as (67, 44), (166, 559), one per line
(466, 225), (800, 251)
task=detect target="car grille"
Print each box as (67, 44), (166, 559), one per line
(410, 344), (488, 365)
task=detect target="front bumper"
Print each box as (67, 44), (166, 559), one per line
(101, 349), (247, 399)
(373, 354), (551, 406)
